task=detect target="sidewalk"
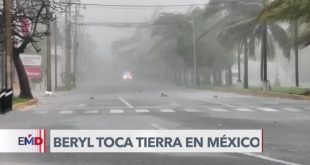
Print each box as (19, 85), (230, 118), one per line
(12, 90), (66, 111)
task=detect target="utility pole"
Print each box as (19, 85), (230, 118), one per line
(0, 9), (6, 114)
(192, 19), (198, 87)
(73, 4), (79, 88)
(54, 17), (58, 91)
(80, 25), (85, 84)
(65, 1), (72, 87)
(3, 0), (13, 113)
(244, 40), (249, 89)
(46, 1), (52, 92)
(77, 25), (81, 85)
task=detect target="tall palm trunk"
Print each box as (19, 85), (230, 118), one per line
(225, 67), (228, 85)
(183, 69), (187, 85)
(218, 70), (223, 86)
(213, 70), (218, 86)
(261, 0), (268, 88)
(205, 71), (211, 86)
(293, 4), (299, 87)
(173, 69), (178, 84)
(261, 24), (268, 82)
(244, 40), (249, 89)
(177, 70), (182, 85)
(225, 65), (233, 86)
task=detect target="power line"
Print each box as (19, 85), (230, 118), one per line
(60, 2), (207, 8)
(70, 21), (180, 28)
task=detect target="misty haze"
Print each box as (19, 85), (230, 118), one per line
(1, 0), (310, 165)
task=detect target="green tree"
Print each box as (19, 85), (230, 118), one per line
(151, 13), (194, 85)
(205, 0), (291, 89)
(1, 0), (61, 98)
(258, 0), (310, 87)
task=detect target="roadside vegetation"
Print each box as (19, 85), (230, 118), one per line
(112, 0), (310, 95)
(239, 87), (308, 95)
(13, 97), (30, 104)
(0, 0), (61, 99)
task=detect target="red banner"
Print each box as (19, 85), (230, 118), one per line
(24, 67), (42, 79)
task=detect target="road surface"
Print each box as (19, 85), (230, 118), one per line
(1, 81), (309, 165)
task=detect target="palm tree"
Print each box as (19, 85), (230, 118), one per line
(205, 0), (291, 90)
(151, 13), (194, 85)
(151, 12), (234, 87)
(258, 0), (310, 23)
(258, 0), (310, 87)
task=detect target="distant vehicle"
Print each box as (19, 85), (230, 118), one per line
(122, 71), (133, 81)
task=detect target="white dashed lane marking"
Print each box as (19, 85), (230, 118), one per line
(257, 108), (279, 112)
(58, 111), (74, 114)
(110, 110), (124, 114)
(27, 107), (307, 115)
(234, 108), (253, 112)
(209, 108), (228, 112)
(160, 109), (176, 113)
(282, 108), (302, 112)
(84, 110), (99, 114)
(135, 109), (150, 113)
(183, 109), (201, 112)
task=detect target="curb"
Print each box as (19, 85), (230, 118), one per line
(13, 98), (39, 111)
(213, 88), (310, 101)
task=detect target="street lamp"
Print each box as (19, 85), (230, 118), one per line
(191, 19), (198, 87)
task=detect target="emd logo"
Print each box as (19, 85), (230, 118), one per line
(18, 134), (43, 146)
(0, 129), (46, 153)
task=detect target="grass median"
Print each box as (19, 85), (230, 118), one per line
(245, 87), (310, 96)
(204, 86), (310, 96)
(270, 87), (308, 95)
(13, 97), (31, 105)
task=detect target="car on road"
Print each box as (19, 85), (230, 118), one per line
(122, 71), (133, 81)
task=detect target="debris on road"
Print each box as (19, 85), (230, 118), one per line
(161, 93), (168, 97)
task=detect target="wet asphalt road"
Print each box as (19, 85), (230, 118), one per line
(0, 80), (309, 165)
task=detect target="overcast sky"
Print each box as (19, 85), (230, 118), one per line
(79, 0), (207, 58)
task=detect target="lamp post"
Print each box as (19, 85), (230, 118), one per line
(192, 19), (198, 87)
(54, 16), (58, 91)
(46, 1), (52, 92)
